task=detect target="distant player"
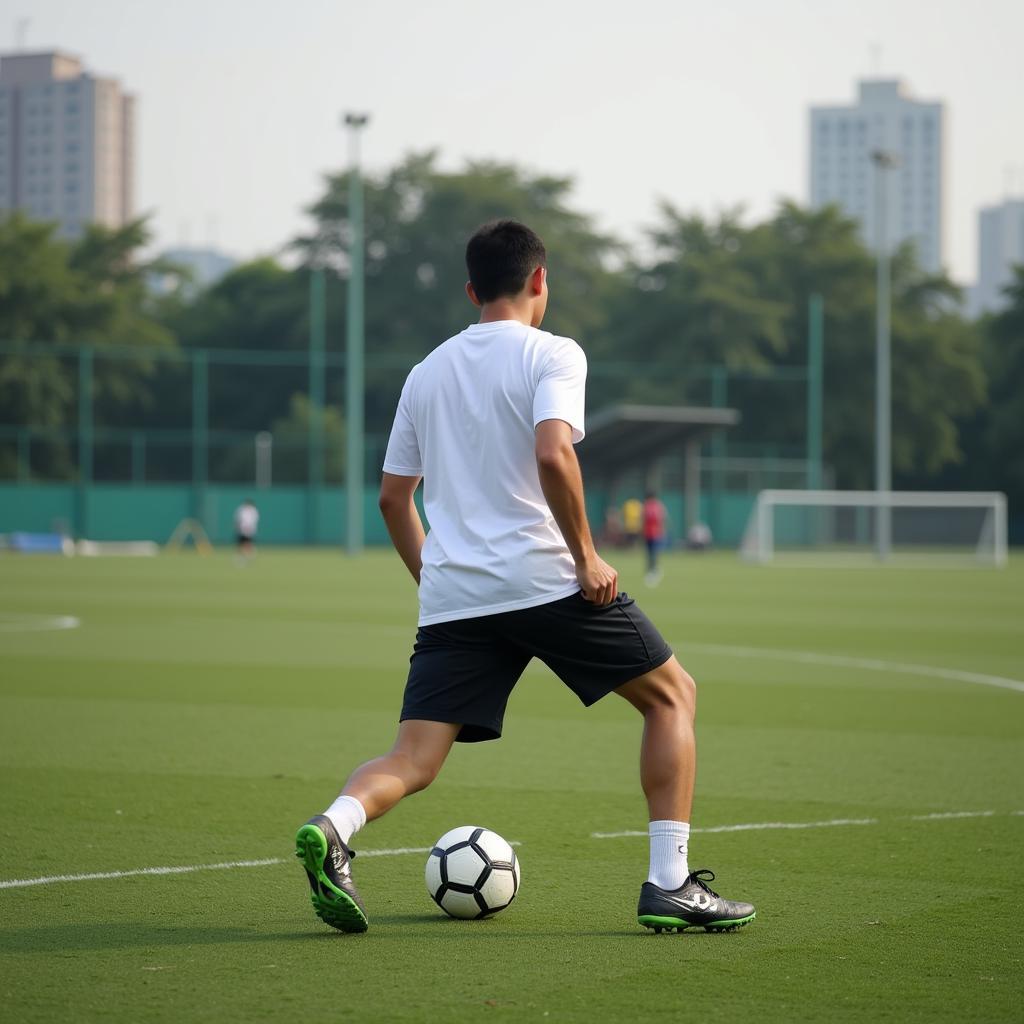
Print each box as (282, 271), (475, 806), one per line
(603, 504), (624, 547)
(687, 521), (713, 551)
(295, 221), (754, 935)
(643, 491), (668, 585)
(622, 496), (642, 547)
(233, 499), (259, 562)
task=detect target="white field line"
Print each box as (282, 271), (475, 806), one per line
(0, 857), (286, 890)
(359, 845), (433, 858)
(592, 810), (1022, 840)
(593, 818), (878, 839)
(0, 614), (80, 633)
(362, 840), (520, 859)
(0, 841), (522, 891)
(681, 642), (1024, 695)
(909, 810), (995, 821)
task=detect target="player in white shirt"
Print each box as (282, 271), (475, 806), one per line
(233, 499), (259, 562)
(295, 221), (754, 935)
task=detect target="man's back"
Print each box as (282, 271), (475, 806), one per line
(382, 319), (587, 626)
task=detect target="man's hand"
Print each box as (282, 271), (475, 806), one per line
(534, 419), (618, 605)
(379, 472), (426, 585)
(576, 554), (618, 606)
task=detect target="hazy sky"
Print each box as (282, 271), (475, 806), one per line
(7, 0), (1023, 283)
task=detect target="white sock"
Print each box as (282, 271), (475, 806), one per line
(647, 819), (690, 890)
(323, 794), (366, 846)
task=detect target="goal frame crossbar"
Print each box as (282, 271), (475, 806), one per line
(743, 490), (1008, 567)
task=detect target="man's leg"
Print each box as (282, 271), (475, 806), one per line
(297, 720), (459, 933)
(616, 655), (696, 825)
(339, 719), (461, 823)
(644, 539), (662, 585)
(618, 656), (755, 931)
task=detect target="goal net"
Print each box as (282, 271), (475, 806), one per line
(740, 490), (1008, 567)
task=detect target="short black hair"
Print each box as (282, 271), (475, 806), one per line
(465, 220), (546, 302)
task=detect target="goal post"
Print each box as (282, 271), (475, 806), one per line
(740, 490), (1008, 567)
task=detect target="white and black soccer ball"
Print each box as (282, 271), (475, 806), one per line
(425, 826), (520, 919)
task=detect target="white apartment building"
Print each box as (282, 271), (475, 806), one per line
(0, 51), (135, 237)
(972, 199), (1024, 316)
(810, 79), (944, 273)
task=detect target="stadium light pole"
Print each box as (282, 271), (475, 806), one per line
(872, 149), (899, 561)
(344, 112), (370, 556)
(76, 346), (93, 539)
(806, 293), (824, 491)
(308, 264), (326, 544)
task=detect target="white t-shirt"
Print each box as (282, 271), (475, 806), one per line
(234, 504), (259, 537)
(382, 320), (587, 626)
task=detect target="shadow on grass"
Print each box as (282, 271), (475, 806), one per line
(367, 913), (642, 938)
(0, 917), (644, 953)
(0, 923), (318, 954)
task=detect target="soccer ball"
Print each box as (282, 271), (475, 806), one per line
(425, 825), (521, 919)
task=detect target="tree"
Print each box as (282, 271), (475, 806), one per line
(983, 267), (1024, 507)
(270, 393), (346, 485)
(607, 205), (790, 367)
(0, 214), (177, 478)
(293, 152), (621, 435)
(941, 267), (1024, 522)
(2, 162), (993, 502)
(750, 204), (984, 486)
(154, 260), (315, 444)
(608, 201), (985, 488)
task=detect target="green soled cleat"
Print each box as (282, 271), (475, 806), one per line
(295, 814), (368, 933)
(638, 869), (755, 933)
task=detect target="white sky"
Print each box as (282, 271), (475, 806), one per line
(6, 0), (1023, 283)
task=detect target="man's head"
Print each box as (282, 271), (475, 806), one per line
(465, 220), (548, 326)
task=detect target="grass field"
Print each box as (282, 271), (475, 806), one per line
(1, 549), (1022, 1023)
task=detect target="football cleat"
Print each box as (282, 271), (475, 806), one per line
(295, 814), (368, 933)
(637, 869), (755, 933)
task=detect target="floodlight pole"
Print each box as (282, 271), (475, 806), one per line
(872, 149), (898, 561)
(806, 293), (824, 491)
(344, 113), (370, 556)
(76, 345), (93, 539)
(192, 349), (209, 528)
(308, 265), (325, 544)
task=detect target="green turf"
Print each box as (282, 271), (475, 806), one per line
(1, 549), (1022, 1022)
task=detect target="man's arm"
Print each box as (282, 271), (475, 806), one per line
(379, 472), (426, 585)
(535, 419), (618, 605)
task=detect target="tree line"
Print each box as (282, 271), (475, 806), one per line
(0, 151), (1021, 513)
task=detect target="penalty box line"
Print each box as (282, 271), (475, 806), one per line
(592, 809), (1023, 839)
(0, 841), (522, 892)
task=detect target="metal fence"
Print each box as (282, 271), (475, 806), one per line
(0, 340), (822, 545)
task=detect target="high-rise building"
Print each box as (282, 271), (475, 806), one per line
(971, 198), (1024, 316)
(809, 79), (944, 273)
(0, 51), (135, 237)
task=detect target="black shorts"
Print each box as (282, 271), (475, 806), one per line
(401, 591), (673, 743)
(236, 533), (254, 546)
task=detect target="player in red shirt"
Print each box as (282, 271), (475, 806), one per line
(643, 491), (667, 585)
